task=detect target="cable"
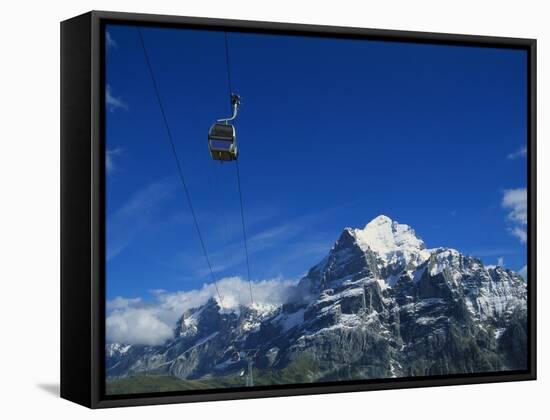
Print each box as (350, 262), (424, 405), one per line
(224, 31), (233, 108)
(137, 27), (224, 307)
(223, 31), (254, 306)
(236, 160), (254, 305)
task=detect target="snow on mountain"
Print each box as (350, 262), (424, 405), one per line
(106, 343), (132, 358)
(106, 215), (528, 385)
(303, 215), (433, 293)
(354, 215), (430, 262)
(348, 215), (432, 286)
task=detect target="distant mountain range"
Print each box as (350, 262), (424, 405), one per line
(106, 215), (527, 392)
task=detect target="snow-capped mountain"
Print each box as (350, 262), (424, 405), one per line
(106, 215), (528, 386)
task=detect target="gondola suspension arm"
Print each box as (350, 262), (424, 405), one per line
(217, 94), (241, 124)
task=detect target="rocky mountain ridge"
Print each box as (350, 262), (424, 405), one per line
(106, 215), (528, 384)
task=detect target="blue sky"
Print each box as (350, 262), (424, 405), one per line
(105, 24), (528, 302)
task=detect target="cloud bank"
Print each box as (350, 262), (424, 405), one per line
(106, 276), (297, 345)
(502, 188), (527, 243)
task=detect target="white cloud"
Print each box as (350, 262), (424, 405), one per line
(106, 296), (141, 311)
(502, 188), (527, 243)
(106, 276), (297, 345)
(106, 148), (123, 174)
(107, 308), (174, 346)
(519, 265), (527, 280)
(507, 146), (527, 160)
(106, 84), (127, 112)
(502, 188), (527, 224)
(509, 226), (527, 243)
(106, 31), (117, 49)
(177, 276), (296, 313)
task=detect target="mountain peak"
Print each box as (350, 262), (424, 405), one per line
(366, 214), (393, 226)
(352, 215), (425, 255)
(107, 215), (528, 383)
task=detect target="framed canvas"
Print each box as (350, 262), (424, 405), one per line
(60, 10), (536, 408)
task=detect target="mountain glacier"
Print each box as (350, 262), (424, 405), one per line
(106, 215), (528, 390)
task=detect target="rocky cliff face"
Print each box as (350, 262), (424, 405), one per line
(106, 215), (528, 383)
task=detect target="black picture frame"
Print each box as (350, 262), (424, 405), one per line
(60, 10), (537, 409)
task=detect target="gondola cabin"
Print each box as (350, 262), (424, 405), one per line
(208, 123), (238, 161)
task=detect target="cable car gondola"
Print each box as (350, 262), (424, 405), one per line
(208, 94), (241, 161)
